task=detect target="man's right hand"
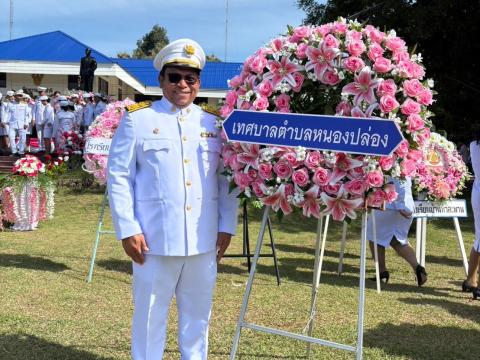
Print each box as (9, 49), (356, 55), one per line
(122, 234), (149, 264)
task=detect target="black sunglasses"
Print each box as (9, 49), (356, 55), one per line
(166, 72), (199, 85)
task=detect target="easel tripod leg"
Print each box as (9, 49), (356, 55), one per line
(267, 215), (281, 286)
(372, 211), (381, 293)
(356, 212), (368, 360)
(338, 221), (348, 276)
(453, 217), (469, 276)
(229, 206), (271, 359)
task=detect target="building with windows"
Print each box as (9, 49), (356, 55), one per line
(0, 31), (242, 105)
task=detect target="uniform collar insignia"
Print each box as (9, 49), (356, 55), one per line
(153, 128), (160, 134)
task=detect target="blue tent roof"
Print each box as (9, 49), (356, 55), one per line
(0, 31), (113, 63)
(114, 58), (243, 90)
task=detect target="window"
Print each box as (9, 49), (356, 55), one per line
(67, 75), (79, 90)
(0, 73), (6, 88)
(98, 77), (109, 95)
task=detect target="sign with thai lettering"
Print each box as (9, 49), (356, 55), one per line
(84, 138), (111, 155)
(223, 110), (404, 156)
(413, 200), (468, 218)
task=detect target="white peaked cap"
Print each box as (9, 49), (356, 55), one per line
(15, 89), (24, 95)
(37, 86), (47, 92)
(153, 38), (206, 71)
(39, 95), (49, 101)
(6, 90), (15, 96)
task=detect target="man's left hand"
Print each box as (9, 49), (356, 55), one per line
(216, 232), (232, 263)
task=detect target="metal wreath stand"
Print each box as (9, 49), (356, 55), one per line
(229, 206), (380, 360)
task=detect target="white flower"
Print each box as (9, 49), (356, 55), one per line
(244, 187), (251, 198)
(295, 146), (307, 161)
(276, 177), (281, 184)
(427, 79), (434, 88)
(54, 162), (58, 166)
(64, 156), (70, 161)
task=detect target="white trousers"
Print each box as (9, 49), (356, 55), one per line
(8, 127), (26, 154)
(132, 251), (217, 360)
(36, 124), (45, 150)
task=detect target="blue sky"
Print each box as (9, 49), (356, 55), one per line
(0, 0), (307, 62)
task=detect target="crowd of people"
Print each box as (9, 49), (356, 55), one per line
(0, 87), (110, 155)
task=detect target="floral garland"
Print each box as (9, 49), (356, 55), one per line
(58, 130), (85, 155)
(219, 18), (435, 221)
(414, 132), (470, 200)
(83, 99), (135, 184)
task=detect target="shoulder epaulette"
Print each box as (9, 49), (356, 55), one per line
(200, 103), (221, 117)
(126, 101), (152, 113)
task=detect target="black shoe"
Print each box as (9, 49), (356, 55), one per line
(462, 280), (476, 292)
(369, 271), (390, 284)
(473, 287), (480, 300)
(416, 265), (427, 287)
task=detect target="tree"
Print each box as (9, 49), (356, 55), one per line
(132, 25), (169, 59)
(206, 54), (222, 62)
(297, 0), (480, 142)
(116, 51), (131, 59)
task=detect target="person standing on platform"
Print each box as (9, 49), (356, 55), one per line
(367, 177), (428, 286)
(93, 93), (106, 118)
(7, 90), (32, 156)
(461, 131), (480, 300)
(82, 93), (95, 132)
(107, 39), (239, 360)
(41, 96), (55, 155)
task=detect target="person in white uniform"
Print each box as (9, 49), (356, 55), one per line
(53, 100), (75, 150)
(462, 136), (480, 300)
(93, 93), (106, 118)
(40, 96), (55, 154)
(23, 94), (35, 152)
(7, 90), (32, 156)
(107, 39), (239, 360)
(367, 177), (428, 286)
(70, 94), (84, 130)
(0, 92), (11, 154)
(82, 93), (95, 132)
(33, 90), (47, 151)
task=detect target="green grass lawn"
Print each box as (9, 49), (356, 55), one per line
(1, 187), (479, 359)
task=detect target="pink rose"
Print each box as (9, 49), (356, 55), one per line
(401, 159), (417, 176)
(304, 151), (323, 169)
(373, 57), (392, 73)
(406, 114), (425, 132)
(403, 79), (424, 97)
(344, 179), (366, 195)
(416, 128), (430, 146)
(343, 56), (365, 73)
(296, 43), (308, 59)
(395, 139), (409, 157)
(258, 163), (273, 179)
(256, 80), (274, 97)
(417, 89), (433, 105)
(325, 184), (341, 195)
(407, 149), (423, 161)
(366, 170), (384, 188)
(379, 94), (399, 113)
(275, 94), (291, 110)
(385, 36), (406, 52)
(270, 38), (284, 52)
(367, 189), (386, 208)
(292, 72), (305, 93)
(220, 104), (233, 118)
(251, 180), (265, 197)
(312, 167), (330, 186)
(229, 75), (244, 88)
(225, 91), (237, 107)
(365, 25), (385, 43)
(253, 95), (269, 111)
(292, 168), (310, 187)
(316, 24), (332, 37)
(290, 26), (312, 42)
(333, 22), (348, 33)
(376, 79), (397, 97)
(379, 156), (395, 171)
(324, 33), (340, 48)
(346, 30), (363, 41)
(240, 101), (253, 110)
(322, 71), (340, 86)
(433, 180), (451, 199)
(401, 98), (421, 115)
(248, 168), (258, 180)
(384, 183), (398, 202)
(392, 50), (410, 62)
(273, 160), (293, 179)
(336, 101), (352, 116)
(368, 43), (384, 61)
(282, 152), (299, 167)
(250, 56), (268, 74)
(412, 63), (426, 79)
(234, 171), (252, 189)
(347, 40), (366, 56)
(397, 60), (415, 78)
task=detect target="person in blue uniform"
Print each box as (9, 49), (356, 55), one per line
(367, 177), (428, 286)
(107, 38), (239, 360)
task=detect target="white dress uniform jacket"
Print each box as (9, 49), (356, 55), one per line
(94, 100), (106, 118)
(9, 101), (32, 129)
(74, 103), (84, 129)
(83, 102), (95, 128)
(33, 100), (46, 125)
(53, 110), (75, 146)
(367, 177), (414, 248)
(107, 97), (239, 256)
(43, 104), (55, 138)
(0, 101), (10, 136)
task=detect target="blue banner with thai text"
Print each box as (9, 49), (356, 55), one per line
(223, 110), (404, 156)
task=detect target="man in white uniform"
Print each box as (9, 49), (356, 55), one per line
(107, 39), (239, 360)
(41, 96), (55, 154)
(71, 94), (84, 130)
(33, 90), (47, 151)
(93, 93), (106, 118)
(0, 90), (14, 154)
(8, 90), (32, 155)
(82, 93), (95, 132)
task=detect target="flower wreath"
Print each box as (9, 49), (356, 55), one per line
(83, 99), (135, 184)
(414, 132), (470, 200)
(219, 18), (435, 221)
